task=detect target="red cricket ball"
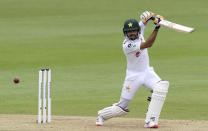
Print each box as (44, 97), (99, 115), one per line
(13, 77), (20, 84)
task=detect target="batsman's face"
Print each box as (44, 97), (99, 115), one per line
(127, 30), (138, 40)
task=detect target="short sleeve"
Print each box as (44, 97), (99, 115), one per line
(123, 39), (142, 54)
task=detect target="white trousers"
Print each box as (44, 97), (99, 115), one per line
(121, 67), (161, 100)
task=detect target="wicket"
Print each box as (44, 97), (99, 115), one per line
(38, 69), (51, 123)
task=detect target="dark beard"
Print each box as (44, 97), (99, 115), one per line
(128, 34), (138, 40)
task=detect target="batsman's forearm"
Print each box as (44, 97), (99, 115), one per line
(145, 30), (158, 47)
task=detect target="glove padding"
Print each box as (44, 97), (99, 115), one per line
(140, 11), (155, 23)
(154, 15), (164, 29)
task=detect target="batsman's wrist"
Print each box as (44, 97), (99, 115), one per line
(154, 26), (160, 30)
(154, 28), (159, 31)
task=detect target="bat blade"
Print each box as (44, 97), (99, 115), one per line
(159, 20), (195, 33)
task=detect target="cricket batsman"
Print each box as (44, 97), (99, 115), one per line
(95, 11), (169, 128)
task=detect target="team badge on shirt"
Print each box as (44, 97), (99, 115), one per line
(136, 51), (140, 57)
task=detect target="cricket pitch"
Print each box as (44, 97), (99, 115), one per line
(0, 114), (207, 131)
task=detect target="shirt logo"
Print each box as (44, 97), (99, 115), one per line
(136, 51), (140, 57)
(127, 43), (136, 48)
(128, 44), (131, 48)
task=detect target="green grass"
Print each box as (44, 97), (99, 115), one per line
(0, 0), (207, 120)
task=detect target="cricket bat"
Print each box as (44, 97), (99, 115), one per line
(159, 20), (195, 33)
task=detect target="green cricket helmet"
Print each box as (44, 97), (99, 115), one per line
(123, 19), (140, 34)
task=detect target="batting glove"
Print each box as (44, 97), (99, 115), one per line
(140, 11), (155, 23)
(154, 15), (164, 30)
